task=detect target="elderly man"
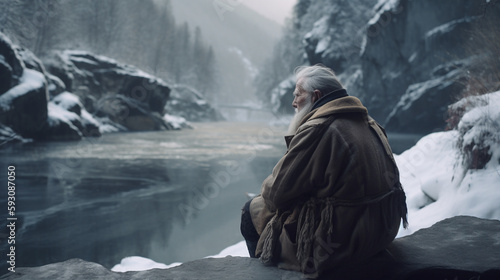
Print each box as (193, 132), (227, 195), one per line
(240, 65), (408, 278)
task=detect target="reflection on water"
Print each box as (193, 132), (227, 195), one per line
(0, 122), (421, 271)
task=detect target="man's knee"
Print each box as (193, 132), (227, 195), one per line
(241, 198), (260, 258)
(241, 198), (259, 241)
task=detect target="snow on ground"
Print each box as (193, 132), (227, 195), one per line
(113, 91), (500, 273)
(111, 241), (249, 272)
(111, 256), (179, 272)
(396, 131), (500, 237)
(396, 91), (500, 237)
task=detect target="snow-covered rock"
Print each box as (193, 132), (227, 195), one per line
(45, 92), (102, 140)
(0, 32), (49, 142)
(0, 68), (48, 139)
(43, 50), (173, 131)
(0, 32), (24, 94)
(455, 91), (500, 170)
(1, 30), (204, 145)
(44, 102), (83, 141)
(165, 84), (223, 122)
(163, 113), (191, 130)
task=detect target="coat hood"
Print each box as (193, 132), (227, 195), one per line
(297, 96), (368, 128)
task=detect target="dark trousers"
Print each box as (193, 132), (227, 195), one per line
(240, 198), (260, 258)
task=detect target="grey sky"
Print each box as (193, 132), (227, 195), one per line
(240, 0), (297, 25)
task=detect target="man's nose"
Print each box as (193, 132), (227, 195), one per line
(292, 98), (297, 108)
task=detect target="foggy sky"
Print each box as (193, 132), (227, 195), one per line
(240, 0), (297, 25)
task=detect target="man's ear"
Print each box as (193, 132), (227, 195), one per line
(312, 90), (322, 103)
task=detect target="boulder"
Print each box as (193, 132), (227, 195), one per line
(41, 92), (102, 141)
(163, 84), (223, 122)
(0, 33), (24, 95)
(0, 68), (48, 139)
(42, 102), (83, 141)
(44, 50), (172, 131)
(2, 216), (499, 280)
(0, 32), (99, 142)
(0, 32), (49, 140)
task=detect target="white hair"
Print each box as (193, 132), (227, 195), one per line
(294, 64), (343, 95)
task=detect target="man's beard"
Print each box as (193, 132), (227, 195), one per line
(287, 97), (314, 135)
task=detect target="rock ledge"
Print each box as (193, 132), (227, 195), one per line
(2, 216), (500, 280)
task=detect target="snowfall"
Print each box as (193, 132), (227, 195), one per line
(112, 91), (500, 273)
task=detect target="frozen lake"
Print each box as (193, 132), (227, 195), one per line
(0, 122), (287, 270)
(0, 121), (421, 271)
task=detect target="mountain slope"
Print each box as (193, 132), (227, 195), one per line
(167, 0), (282, 104)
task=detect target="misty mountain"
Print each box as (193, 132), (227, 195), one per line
(167, 0), (282, 105)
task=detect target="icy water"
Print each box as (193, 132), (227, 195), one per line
(0, 121), (420, 271)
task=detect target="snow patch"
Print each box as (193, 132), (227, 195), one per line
(163, 113), (191, 130)
(47, 102), (80, 128)
(425, 16), (477, 41)
(52, 91), (82, 110)
(111, 256), (177, 272)
(52, 91), (101, 129)
(205, 240), (250, 258)
(112, 241), (249, 273)
(0, 69), (46, 110)
(304, 16), (331, 55)
(368, 0), (401, 26)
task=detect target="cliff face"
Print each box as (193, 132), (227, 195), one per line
(360, 0), (499, 133)
(269, 0), (378, 115)
(283, 0), (500, 134)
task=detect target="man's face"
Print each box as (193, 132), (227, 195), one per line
(292, 82), (312, 113)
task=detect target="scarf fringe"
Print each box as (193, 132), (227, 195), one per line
(296, 200), (316, 269)
(260, 214), (278, 265)
(262, 186), (408, 269)
(323, 198), (335, 236)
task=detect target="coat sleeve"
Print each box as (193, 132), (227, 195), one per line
(261, 123), (348, 211)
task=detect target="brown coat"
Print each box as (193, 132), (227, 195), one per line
(250, 96), (407, 278)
